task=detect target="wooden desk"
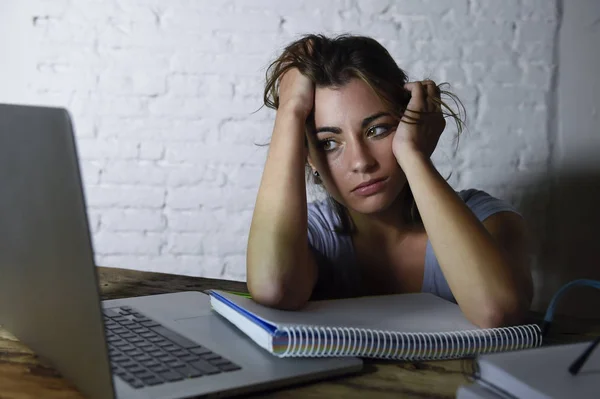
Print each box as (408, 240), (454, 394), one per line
(1, 267), (599, 399)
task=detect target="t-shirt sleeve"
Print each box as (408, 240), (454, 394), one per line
(307, 202), (337, 300)
(306, 201), (360, 300)
(459, 188), (522, 220)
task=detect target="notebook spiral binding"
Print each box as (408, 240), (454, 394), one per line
(275, 324), (542, 360)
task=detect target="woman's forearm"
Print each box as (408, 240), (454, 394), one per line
(246, 106), (317, 309)
(397, 149), (527, 328)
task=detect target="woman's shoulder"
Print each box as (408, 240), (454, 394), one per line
(456, 188), (521, 221)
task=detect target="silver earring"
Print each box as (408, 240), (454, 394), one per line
(313, 170), (320, 177)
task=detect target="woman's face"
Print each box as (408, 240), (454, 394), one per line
(307, 78), (407, 214)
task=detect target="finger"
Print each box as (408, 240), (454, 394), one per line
(403, 81), (426, 114)
(424, 82), (441, 113)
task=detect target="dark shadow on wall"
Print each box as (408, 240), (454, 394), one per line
(518, 169), (600, 319)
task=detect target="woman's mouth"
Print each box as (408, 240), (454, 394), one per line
(351, 177), (388, 196)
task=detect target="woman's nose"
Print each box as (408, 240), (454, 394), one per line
(348, 139), (377, 173)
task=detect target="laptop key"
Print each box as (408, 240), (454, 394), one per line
(133, 354), (152, 362)
(177, 365), (204, 378)
(129, 365), (146, 374)
(136, 341), (153, 349)
(149, 326), (200, 349)
(142, 359), (161, 368)
(164, 345), (181, 352)
(140, 320), (160, 327)
(181, 354), (201, 362)
(166, 360), (186, 368)
(106, 324), (121, 330)
(148, 349), (167, 358)
(201, 353), (221, 361)
(208, 357), (230, 366)
(159, 370), (184, 382)
(120, 332), (136, 339)
(130, 379), (145, 389)
(171, 349), (189, 357)
(127, 349), (144, 357)
(111, 355), (128, 363)
(149, 364), (169, 373)
(103, 309), (120, 318)
(189, 360), (221, 375)
(218, 363), (242, 372)
(141, 376), (164, 386)
(131, 327), (148, 334)
(122, 361), (140, 370)
(189, 346), (211, 355)
(135, 370), (155, 380)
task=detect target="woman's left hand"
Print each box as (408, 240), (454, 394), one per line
(392, 80), (446, 163)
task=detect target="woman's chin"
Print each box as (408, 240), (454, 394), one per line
(347, 192), (397, 214)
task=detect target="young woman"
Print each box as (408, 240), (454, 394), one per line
(246, 34), (534, 329)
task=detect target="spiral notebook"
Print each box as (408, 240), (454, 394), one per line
(208, 290), (542, 360)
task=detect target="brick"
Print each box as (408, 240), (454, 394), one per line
(139, 142), (165, 160)
(166, 164), (227, 187)
(101, 161), (168, 186)
(167, 74), (203, 97)
(85, 96), (147, 117)
(166, 210), (225, 232)
(80, 161), (102, 185)
(85, 186), (165, 208)
(72, 116), (97, 139)
(517, 21), (555, 44)
(87, 210), (102, 233)
(218, 120), (272, 145)
(521, 0), (558, 21)
(96, 256), (178, 272)
(166, 233), (204, 255)
(165, 143), (267, 165)
(227, 165), (263, 189)
(481, 86), (545, 109)
(523, 63), (553, 89)
(221, 255), (247, 280)
(202, 233), (248, 256)
(472, 0), (520, 20)
(102, 209), (166, 232)
(356, 0), (391, 14)
(76, 139), (139, 160)
(467, 62), (524, 85)
(97, 71), (167, 96)
(166, 186), (221, 210)
(93, 232), (163, 255)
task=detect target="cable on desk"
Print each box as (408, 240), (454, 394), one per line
(541, 279), (600, 338)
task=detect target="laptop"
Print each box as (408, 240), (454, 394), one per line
(0, 103), (363, 399)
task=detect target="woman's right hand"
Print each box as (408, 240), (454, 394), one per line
(278, 68), (314, 118)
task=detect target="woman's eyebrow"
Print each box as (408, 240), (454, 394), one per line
(314, 111), (391, 135)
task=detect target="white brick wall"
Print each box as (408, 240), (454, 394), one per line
(3, 1), (560, 291)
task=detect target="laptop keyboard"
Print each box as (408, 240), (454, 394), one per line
(103, 306), (241, 389)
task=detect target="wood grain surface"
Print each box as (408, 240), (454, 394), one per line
(1, 266), (598, 399)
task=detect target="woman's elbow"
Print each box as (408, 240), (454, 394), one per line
(247, 277), (311, 310)
(475, 296), (530, 329)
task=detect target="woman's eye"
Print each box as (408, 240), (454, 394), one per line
(318, 139), (340, 152)
(366, 125), (393, 138)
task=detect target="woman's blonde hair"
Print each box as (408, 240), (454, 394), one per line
(263, 34), (466, 234)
